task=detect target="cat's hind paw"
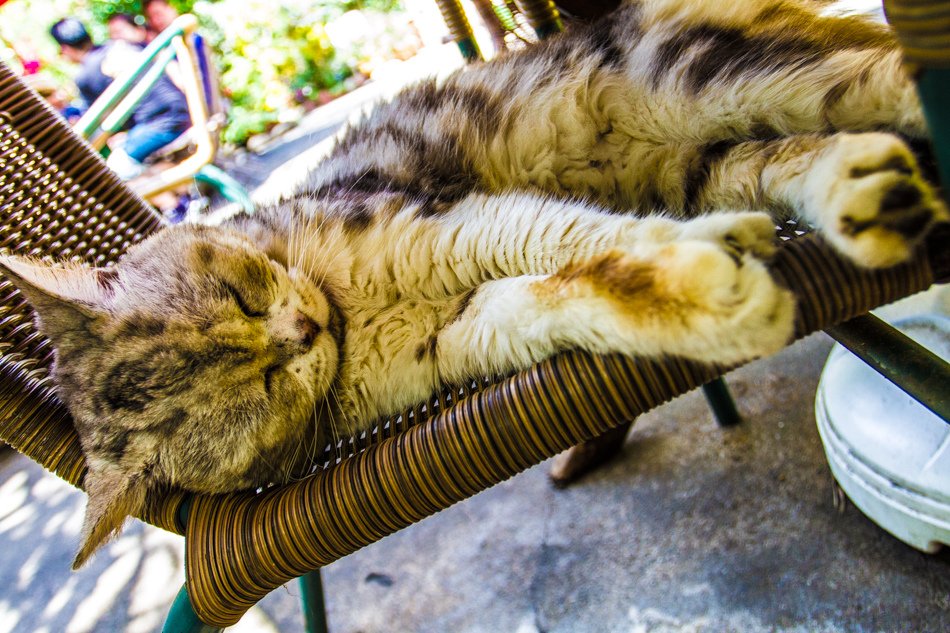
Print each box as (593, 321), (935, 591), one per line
(545, 241), (795, 366)
(806, 133), (948, 268)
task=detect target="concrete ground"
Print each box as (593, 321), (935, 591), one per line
(2, 39), (949, 633)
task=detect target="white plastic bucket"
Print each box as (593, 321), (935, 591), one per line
(815, 314), (950, 552)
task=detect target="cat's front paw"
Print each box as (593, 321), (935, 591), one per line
(676, 211), (778, 261)
(805, 133), (948, 268)
(654, 241), (795, 364)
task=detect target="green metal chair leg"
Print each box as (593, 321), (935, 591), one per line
(163, 585), (222, 633)
(195, 164), (255, 213)
(514, 0), (563, 39)
(701, 377), (742, 427)
(300, 569), (329, 633)
(163, 496), (221, 633)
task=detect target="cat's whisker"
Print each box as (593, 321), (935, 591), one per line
(324, 384), (346, 465)
(299, 207), (342, 288)
(287, 210), (297, 270)
(296, 214), (326, 270)
(288, 202), (304, 272)
(291, 210), (331, 283)
(306, 403), (326, 474)
(285, 428), (307, 483)
(293, 393), (325, 478)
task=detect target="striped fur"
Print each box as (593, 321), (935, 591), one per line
(0, 0), (946, 566)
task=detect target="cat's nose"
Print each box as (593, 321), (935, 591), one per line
(296, 311), (321, 348)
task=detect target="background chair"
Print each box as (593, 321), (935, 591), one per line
(74, 14), (253, 215)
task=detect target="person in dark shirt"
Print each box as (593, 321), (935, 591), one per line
(142, 0), (219, 114)
(49, 17), (191, 179)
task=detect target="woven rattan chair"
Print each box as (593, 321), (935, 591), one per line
(1, 1), (948, 631)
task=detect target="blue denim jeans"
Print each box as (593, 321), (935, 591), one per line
(122, 122), (187, 163)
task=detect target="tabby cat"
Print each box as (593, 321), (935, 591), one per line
(1, 0), (946, 567)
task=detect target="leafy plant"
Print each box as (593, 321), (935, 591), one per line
(88, 0), (144, 23)
(192, 0), (349, 144)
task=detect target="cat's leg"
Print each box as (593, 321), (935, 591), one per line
(769, 133), (949, 267)
(677, 132), (948, 268)
(435, 239), (795, 381)
(461, 4), (927, 216)
(385, 193), (779, 297)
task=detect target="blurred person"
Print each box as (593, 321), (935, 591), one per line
(143, 0), (221, 115)
(107, 13), (147, 45)
(143, 0), (180, 35)
(50, 17), (191, 180)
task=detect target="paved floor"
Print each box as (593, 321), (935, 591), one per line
(2, 37), (949, 633)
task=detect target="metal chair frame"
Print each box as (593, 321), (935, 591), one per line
(74, 14), (252, 213)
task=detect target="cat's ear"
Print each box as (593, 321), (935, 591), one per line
(0, 255), (112, 343)
(72, 460), (150, 569)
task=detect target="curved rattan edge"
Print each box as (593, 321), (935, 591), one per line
(184, 232), (941, 627)
(885, 0), (950, 68)
(0, 374), (85, 482)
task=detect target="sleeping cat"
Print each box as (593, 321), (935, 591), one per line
(1, 0), (946, 568)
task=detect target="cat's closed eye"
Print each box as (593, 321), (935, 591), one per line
(263, 363), (283, 392)
(222, 281), (268, 318)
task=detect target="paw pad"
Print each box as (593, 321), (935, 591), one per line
(810, 133), (948, 268)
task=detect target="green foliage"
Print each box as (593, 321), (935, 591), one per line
(89, 0), (143, 22)
(87, 0), (206, 24)
(221, 105), (279, 145)
(194, 0), (411, 145)
(343, 0), (402, 11)
(194, 0), (353, 144)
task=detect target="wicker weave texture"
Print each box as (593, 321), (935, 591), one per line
(885, 0), (950, 68)
(185, 234), (938, 627)
(0, 62), (164, 499)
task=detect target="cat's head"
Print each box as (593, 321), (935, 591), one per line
(0, 224), (339, 568)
